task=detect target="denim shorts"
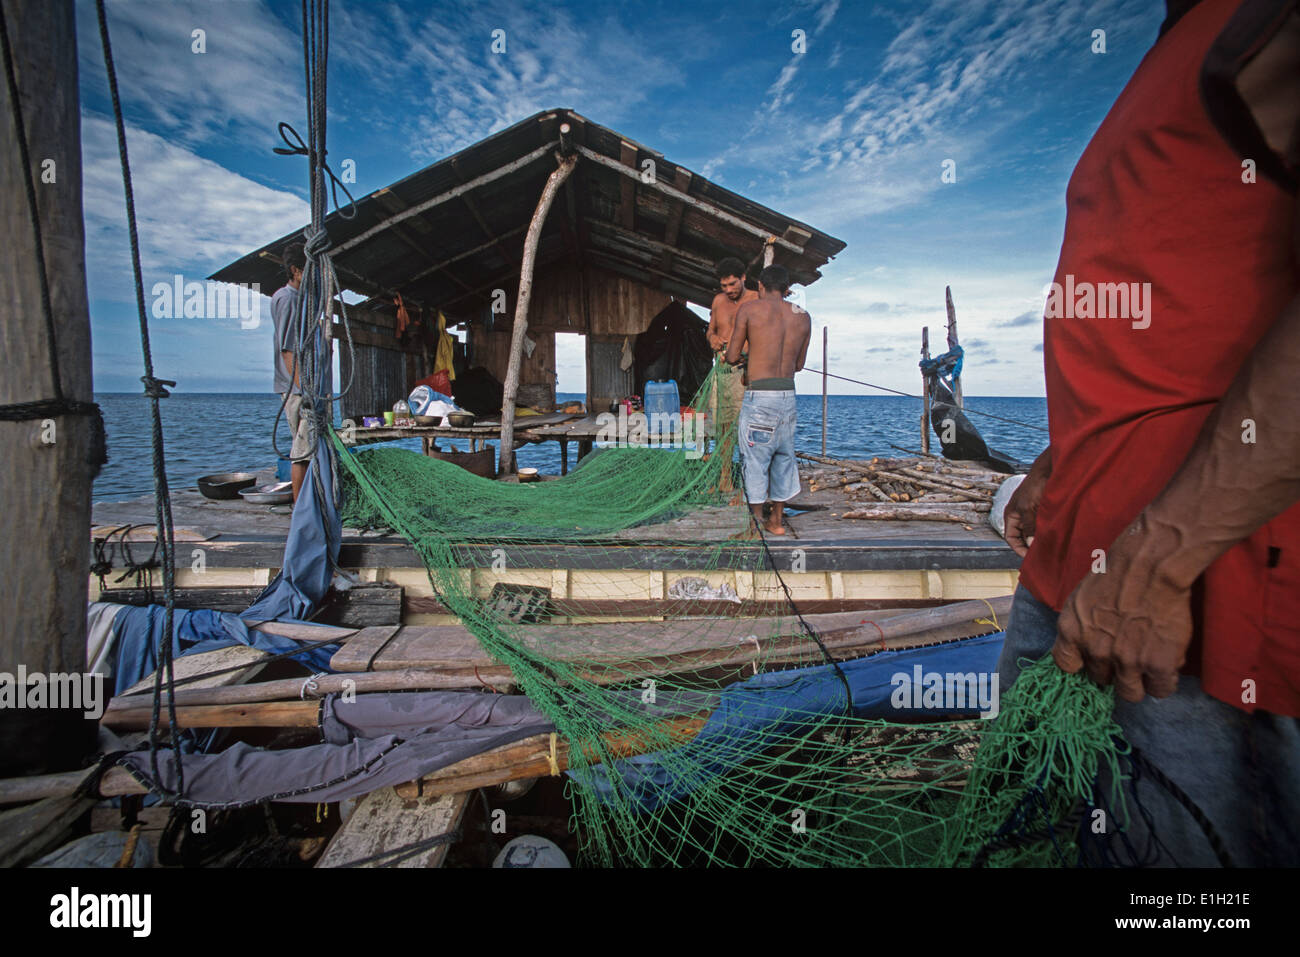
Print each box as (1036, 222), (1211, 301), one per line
(999, 584), (1300, 866)
(736, 390), (799, 504)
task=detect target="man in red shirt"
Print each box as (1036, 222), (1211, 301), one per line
(1000, 0), (1300, 865)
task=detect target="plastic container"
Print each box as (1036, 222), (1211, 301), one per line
(276, 456), (291, 482)
(643, 380), (679, 420)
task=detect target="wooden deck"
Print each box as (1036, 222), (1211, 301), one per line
(89, 462), (1020, 618)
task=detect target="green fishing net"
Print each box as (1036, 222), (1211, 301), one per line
(331, 365), (1129, 866)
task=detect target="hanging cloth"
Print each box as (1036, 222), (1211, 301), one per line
(394, 293), (412, 339)
(434, 310), (456, 382)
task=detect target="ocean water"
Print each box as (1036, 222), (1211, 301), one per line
(92, 391), (1049, 501)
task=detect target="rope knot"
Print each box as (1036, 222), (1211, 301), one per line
(303, 226), (332, 257)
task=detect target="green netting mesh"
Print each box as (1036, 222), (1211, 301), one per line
(331, 366), (1128, 866)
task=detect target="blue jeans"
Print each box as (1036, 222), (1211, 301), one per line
(999, 584), (1300, 866)
(736, 390), (799, 504)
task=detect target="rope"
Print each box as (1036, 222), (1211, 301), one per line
(269, 0), (355, 583)
(95, 0), (184, 797)
(802, 365), (1049, 433)
(1128, 746), (1235, 867)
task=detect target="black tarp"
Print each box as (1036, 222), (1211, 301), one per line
(452, 365), (505, 417)
(926, 378), (1020, 473)
(633, 301), (712, 405)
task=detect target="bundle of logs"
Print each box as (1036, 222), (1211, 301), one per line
(797, 451), (1010, 526)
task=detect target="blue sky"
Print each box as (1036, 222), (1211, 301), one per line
(77, 0), (1165, 396)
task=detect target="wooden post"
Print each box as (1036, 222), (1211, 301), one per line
(0, 0), (96, 775)
(762, 237), (775, 269)
(498, 152), (577, 475)
(820, 325), (828, 456)
(920, 326), (931, 455)
(945, 285), (962, 410)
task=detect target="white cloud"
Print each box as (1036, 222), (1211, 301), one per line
(77, 0), (303, 148)
(331, 1), (690, 162)
(81, 113), (308, 303)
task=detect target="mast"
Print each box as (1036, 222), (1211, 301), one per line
(0, 0), (96, 774)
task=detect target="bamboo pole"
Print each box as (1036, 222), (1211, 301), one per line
(920, 326), (931, 454)
(0, 0), (96, 775)
(498, 152), (577, 475)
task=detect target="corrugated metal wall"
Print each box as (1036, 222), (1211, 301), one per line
(588, 335), (631, 413)
(340, 342), (410, 422)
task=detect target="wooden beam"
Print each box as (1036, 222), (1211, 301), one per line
(498, 154), (578, 474)
(658, 167), (693, 274)
(575, 145), (805, 254)
(451, 156), (519, 269)
(400, 224), (528, 289)
(334, 142), (558, 255)
(0, 0), (95, 775)
(101, 700), (321, 730)
(368, 189), (473, 294)
(618, 140), (638, 230)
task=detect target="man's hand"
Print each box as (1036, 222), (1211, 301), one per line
(1052, 513), (1194, 702)
(1003, 447), (1051, 557)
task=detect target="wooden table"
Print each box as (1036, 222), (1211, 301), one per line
(341, 412), (590, 473)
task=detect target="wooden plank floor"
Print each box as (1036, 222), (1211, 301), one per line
(316, 789), (470, 868)
(92, 475), (1005, 548)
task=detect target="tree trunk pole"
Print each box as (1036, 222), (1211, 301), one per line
(820, 325), (828, 456)
(498, 153), (577, 475)
(945, 285), (962, 410)
(0, 0), (96, 775)
(920, 326), (931, 455)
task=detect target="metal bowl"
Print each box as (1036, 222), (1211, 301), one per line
(239, 482), (294, 506)
(447, 412), (476, 428)
(413, 414), (443, 426)
(197, 472), (259, 500)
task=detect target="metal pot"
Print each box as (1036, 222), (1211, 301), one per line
(197, 472), (259, 500)
(239, 482), (294, 506)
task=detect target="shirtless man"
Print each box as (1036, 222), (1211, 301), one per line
(706, 257), (757, 493)
(725, 264), (812, 535)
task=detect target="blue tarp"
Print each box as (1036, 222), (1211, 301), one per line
(109, 605), (337, 696)
(243, 438), (341, 623)
(572, 631), (1005, 812)
(110, 440), (342, 697)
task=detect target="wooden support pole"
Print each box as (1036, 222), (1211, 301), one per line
(498, 153), (577, 475)
(946, 285), (962, 410)
(821, 326), (828, 456)
(920, 326), (931, 455)
(0, 0), (96, 775)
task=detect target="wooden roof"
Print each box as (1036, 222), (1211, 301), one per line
(210, 108), (846, 321)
